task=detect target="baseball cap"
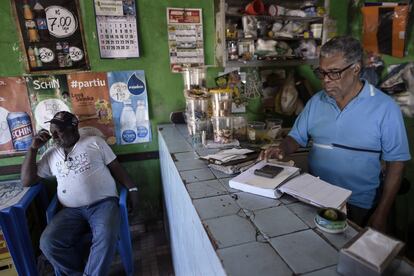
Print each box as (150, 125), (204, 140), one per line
(45, 111), (79, 127)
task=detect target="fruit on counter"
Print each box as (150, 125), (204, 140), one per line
(323, 208), (338, 221)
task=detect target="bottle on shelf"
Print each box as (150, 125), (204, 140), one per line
(33, 45), (42, 67)
(25, 19), (39, 42)
(120, 99), (137, 144)
(27, 46), (37, 68)
(56, 42), (65, 67)
(22, 0), (34, 20)
(33, 1), (50, 41)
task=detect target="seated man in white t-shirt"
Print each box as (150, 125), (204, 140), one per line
(21, 111), (139, 276)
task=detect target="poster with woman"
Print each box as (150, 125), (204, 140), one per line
(0, 77), (35, 155)
(67, 72), (116, 144)
(12, 0), (89, 73)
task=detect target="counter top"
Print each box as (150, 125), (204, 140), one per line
(158, 124), (414, 276)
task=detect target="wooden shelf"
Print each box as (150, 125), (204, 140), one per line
(225, 58), (318, 67)
(225, 13), (324, 23)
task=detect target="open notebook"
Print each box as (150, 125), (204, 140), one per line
(229, 161), (352, 209)
(278, 173), (352, 209)
(229, 161), (300, 199)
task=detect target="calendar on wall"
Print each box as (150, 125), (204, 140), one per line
(94, 0), (139, 58)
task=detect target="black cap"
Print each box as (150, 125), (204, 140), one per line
(45, 111), (79, 127)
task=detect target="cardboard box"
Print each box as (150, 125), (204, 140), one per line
(337, 228), (404, 276)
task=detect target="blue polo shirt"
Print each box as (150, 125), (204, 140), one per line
(289, 81), (410, 209)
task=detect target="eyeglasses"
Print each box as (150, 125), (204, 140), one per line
(313, 63), (355, 81)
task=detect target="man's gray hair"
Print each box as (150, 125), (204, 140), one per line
(320, 36), (363, 64)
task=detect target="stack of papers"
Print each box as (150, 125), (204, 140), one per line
(202, 148), (259, 175)
(202, 148), (255, 164)
(229, 161), (300, 198)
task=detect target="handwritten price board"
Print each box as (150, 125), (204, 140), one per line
(46, 5), (78, 38)
(12, 0), (89, 73)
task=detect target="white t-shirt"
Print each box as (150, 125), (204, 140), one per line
(37, 136), (118, 207)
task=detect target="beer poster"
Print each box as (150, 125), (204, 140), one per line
(94, 0), (140, 58)
(67, 72), (116, 144)
(0, 77), (35, 155)
(107, 70), (151, 145)
(12, 0), (89, 73)
(25, 74), (72, 132)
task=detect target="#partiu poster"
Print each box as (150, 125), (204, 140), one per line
(67, 72), (116, 144)
(107, 70), (151, 144)
(25, 74), (72, 132)
(0, 77), (35, 155)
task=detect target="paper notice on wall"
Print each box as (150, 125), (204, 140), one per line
(107, 70), (151, 144)
(167, 7), (204, 73)
(0, 77), (35, 155)
(25, 75), (72, 132)
(67, 72), (116, 144)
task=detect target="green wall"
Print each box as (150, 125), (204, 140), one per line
(0, 0), (215, 219)
(0, 1), (413, 248)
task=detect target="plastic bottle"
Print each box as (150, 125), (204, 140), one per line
(33, 45), (42, 67)
(27, 46), (37, 68)
(120, 100), (137, 144)
(33, 1), (49, 41)
(25, 19), (39, 42)
(135, 100), (149, 142)
(22, 0), (34, 20)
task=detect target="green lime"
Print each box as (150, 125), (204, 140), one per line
(323, 209), (338, 221)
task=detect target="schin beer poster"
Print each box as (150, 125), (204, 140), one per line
(12, 0), (89, 73)
(25, 74), (72, 132)
(67, 72), (116, 144)
(107, 70), (151, 144)
(0, 77), (35, 155)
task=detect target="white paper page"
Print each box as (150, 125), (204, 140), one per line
(345, 228), (402, 270)
(232, 161), (300, 189)
(279, 173), (352, 208)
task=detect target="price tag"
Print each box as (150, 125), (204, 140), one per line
(45, 6), (78, 38)
(69, 46), (83, 61)
(110, 82), (130, 102)
(39, 47), (55, 63)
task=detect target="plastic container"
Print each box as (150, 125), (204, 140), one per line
(247, 121), (266, 144)
(182, 67), (207, 90)
(210, 88), (233, 117)
(311, 23), (323, 39)
(211, 116), (233, 144)
(265, 118), (283, 141)
(185, 96), (209, 121)
(314, 208), (347, 234)
(232, 116), (247, 141)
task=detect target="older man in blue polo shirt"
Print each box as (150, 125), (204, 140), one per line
(261, 36), (410, 232)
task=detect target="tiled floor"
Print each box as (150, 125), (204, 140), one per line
(37, 217), (174, 276)
(109, 218), (174, 276)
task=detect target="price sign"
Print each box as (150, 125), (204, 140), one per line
(39, 47), (55, 63)
(69, 46), (84, 61)
(110, 82), (130, 102)
(45, 5), (78, 38)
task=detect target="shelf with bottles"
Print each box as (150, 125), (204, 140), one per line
(215, 0), (330, 67)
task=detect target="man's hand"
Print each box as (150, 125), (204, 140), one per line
(128, 190), (139, 215)
(367, 210), (388, 233)
(259, 146), (285, 161)
(32, 129), (51, 150)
